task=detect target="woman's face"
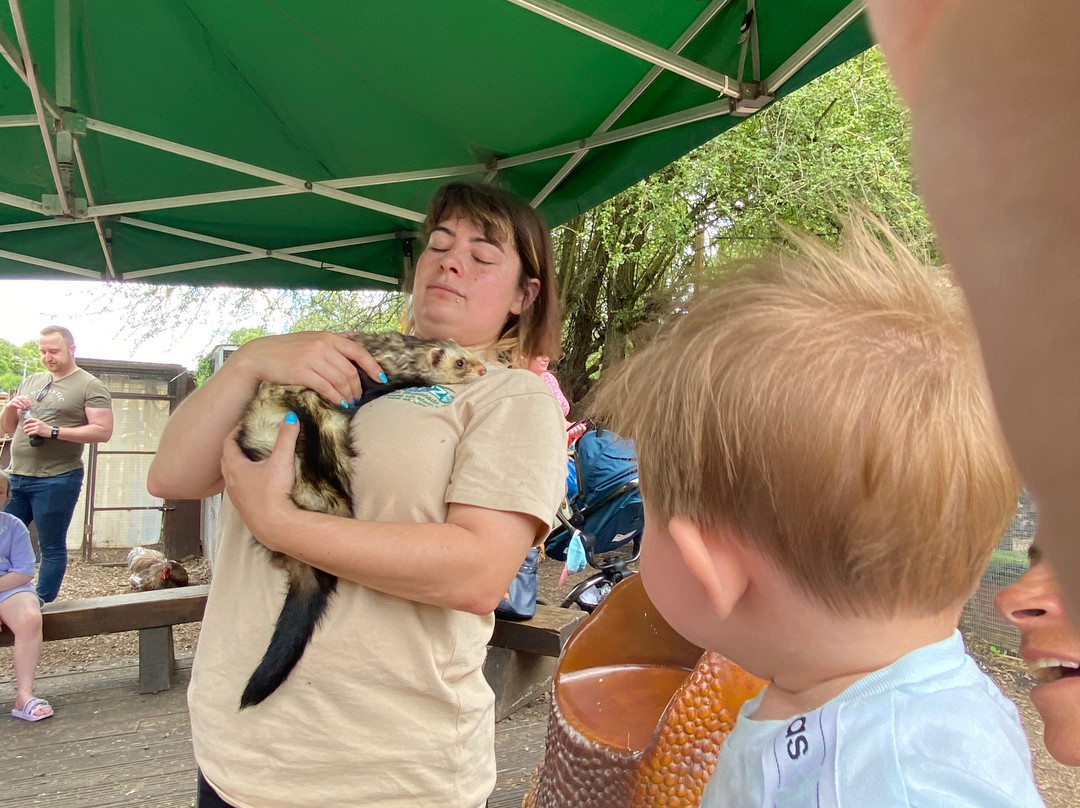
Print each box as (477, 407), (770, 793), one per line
(411, 216), (538, 351)
(996, 546), (1080, 766)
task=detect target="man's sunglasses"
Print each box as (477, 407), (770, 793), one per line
(35, 381), (52, 402)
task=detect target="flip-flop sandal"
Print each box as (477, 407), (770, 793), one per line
(11, 697), (53, 722)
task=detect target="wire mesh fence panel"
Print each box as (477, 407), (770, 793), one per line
(960, 491), (1037, 655)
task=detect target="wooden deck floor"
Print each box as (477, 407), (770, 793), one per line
(0, 654), (546, 808)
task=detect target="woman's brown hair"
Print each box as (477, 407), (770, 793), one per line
(405, 181), (562, 366)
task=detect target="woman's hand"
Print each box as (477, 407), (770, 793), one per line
(232, 332), (387, 407)
(150, 330), (386, 501)
(221, 418), (300, 546)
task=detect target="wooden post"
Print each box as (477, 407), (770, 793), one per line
(138, 626), (175, 694)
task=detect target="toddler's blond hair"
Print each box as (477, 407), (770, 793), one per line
(592, 218), (1019, 616)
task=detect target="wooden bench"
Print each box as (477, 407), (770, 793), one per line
(0, 584), (586, 715)
(486, 605), (586, 720)
(0, 584), (211, 694)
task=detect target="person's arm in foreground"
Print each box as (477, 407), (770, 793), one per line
(146, 332), (385, 501)
(220, 419), (538, 614)
(865, 0), (1080, 620)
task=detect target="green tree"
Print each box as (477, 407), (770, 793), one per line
(0, 339), (45, 393)
(554, 48), (932, 409)
(287, 290), (405, 334)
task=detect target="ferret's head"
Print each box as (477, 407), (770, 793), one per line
(426, 342), (487, 384)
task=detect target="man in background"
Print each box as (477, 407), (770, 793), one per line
(0, 326), (113, 602)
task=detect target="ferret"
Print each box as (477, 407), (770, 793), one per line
(234, 332), (487, 708)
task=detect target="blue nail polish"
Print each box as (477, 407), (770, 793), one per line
(378, 372), (388, 383)
(352, 398), (362, 406)
(340, 400), (349, 408)
(284, 411), (298, 424)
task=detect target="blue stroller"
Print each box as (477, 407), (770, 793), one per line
(544, 423), (643, 611)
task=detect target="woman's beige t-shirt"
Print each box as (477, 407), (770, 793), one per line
(188, 365), (567, 808)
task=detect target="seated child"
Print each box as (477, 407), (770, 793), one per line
(997, 543), (1080, 766)
(0, 470), (52, 721)
(590, 218), (1044, 806)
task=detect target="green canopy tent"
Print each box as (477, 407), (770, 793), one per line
(0, 0), (870, 292)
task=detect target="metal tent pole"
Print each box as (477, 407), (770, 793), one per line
(277, 232), (411, 255)
(324, 165), (483, 190)
(0, 27), (61, 118)
(0, 246), (100, 277)
(86, 93), (729, 222)
(122, 253), (263, 279)
(54, 0), (117, 278)
(89, 186), (301, 219)
(73, 139), (117, 279)
(496, 100), (731, 170)
(84, 118), (426, 222)
(0, 114), (38, 128)
(0, 218), (81, 234)
(503, 0), (740, 97)
(90, 165), (485, 219)
(0, 190), (44, 213)
(119, 217), (399, 284)
(8, 0), (69, 215)
(531, 0), (735, 207)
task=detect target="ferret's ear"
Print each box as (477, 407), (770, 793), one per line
(429, 347), (444, 367)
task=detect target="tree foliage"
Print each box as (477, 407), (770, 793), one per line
(554, 48), (931, 410)
(0, 339), (45, 394)
(287, 290), (405, 335)
(185, 290), (405, 384)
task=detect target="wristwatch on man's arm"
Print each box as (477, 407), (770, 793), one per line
(51, 426), (59, 439)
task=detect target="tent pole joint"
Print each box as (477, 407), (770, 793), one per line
(731, 88), (772, 117)
(42, 194), (86, 218)
(60, 111), (87, 135)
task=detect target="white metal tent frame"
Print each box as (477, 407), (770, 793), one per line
(0, 0), (865, 287)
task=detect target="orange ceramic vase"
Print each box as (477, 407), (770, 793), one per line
(523, 575), (766, 808)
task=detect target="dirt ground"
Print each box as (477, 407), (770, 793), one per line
(4, 552), (1079, 806)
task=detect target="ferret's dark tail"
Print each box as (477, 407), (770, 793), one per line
(240, 569), (338, 709)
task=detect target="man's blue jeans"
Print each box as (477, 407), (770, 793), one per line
(4, 468), (84, 603)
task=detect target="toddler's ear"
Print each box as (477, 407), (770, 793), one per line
(667, 517), (748, 621)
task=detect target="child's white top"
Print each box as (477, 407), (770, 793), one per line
(702, 631), (1045, 807)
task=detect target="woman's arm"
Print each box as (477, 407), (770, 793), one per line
(865, 0), (1080, 619)
(220, 420), (539, 613)
(147, 332), (386, 501)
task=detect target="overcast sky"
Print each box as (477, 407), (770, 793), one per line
(1, 279), (269, 369)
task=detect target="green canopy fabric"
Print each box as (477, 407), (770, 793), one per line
(0, 0), (870, 291)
